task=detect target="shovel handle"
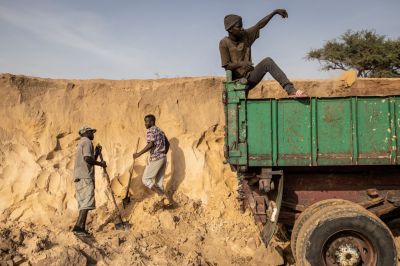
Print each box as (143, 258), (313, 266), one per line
(96, 145), (126, 226)
(125, 138), (140, 199)
(132, 138), (141, 165)
(99, 151), (104, 164)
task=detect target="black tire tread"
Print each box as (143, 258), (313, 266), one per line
(290, 199), (358, 257)
(295, 203), (396, 266)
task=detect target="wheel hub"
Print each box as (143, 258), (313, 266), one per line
(334, 243), (361, 266)
(323, 232), (377, 266)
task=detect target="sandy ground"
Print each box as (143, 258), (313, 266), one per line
(0, 73), (399, 265)
(0, 195), (290, 266)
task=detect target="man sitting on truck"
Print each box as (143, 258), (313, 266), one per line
(219, 9), (306, 97)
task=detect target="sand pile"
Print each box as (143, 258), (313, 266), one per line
(1, 73), (400, 265)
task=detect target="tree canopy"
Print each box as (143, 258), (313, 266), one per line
(307, 30), (400, 78)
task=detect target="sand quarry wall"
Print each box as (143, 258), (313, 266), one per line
(0, 74), (228, 226)
(1, 72), (400, 227)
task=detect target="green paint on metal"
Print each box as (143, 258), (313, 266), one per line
(395, 99), (400, 162)
(351, 97), (359, 164)
(357, 98), (391, 164)
(223, 75), (247, 165)
(247, 101), (273, 165)
(311, 98), (317, 166)
(238, 102), (247, 142)
(389, 98), (397, 163)
(276, 99), (312, 166)
(272, 100), (278, 166)
(317, 98), (352, 165)
(238, 99), (248, 165)
(223, 79), (400, 167)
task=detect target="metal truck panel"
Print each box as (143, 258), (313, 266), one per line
(224, 79), (400, 167)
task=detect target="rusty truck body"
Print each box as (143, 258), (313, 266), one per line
(223, 71), (400, 265)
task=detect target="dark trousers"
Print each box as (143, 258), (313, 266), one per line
(247, 57), (295, 94)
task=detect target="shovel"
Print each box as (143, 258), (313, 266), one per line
(122, 138), (140, 208)
(99, 151), (132, 231)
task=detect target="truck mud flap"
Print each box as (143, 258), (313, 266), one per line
(261, 172), (284, 245)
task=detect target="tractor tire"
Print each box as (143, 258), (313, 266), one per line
(387, 218), (400, 236)
(295, 203), (397, 266)
(387, 218), (400, 263)
(291, 199), (359, 257)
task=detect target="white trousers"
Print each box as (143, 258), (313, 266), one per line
(142, 157), (166, 191)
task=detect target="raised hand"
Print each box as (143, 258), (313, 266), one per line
(95, 144), (102, 156)
(274, 9), (288, 18)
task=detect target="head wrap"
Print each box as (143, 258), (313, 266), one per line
(224, 14), (242, 31)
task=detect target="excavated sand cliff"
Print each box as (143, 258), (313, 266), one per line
(0, 73), (399, 265)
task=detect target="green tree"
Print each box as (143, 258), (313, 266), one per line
(307, 30), (400, 78)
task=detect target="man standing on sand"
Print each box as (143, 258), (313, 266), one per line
(133, 115), (170, 198)
(72, 126), (106, 235)
(219, 9), (306, 97)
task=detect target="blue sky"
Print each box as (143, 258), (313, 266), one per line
(0, 0), (399, 79)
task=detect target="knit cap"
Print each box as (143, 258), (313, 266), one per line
(224, 14), (242, 30)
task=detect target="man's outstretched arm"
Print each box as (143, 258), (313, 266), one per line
(253, 9), (288, 30)
(133, 142), (154, 159)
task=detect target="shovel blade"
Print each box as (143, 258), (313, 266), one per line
(115, 222), (132, 231)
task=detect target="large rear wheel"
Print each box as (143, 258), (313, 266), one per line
(290, 199), (359, 258)
(388, 218), (400, 236)
(295, 203), (397, 266)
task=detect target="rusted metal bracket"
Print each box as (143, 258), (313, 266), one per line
(259, 168), (283, 193)
(254, 196), (268, 224)
(240, 169), (285, 246)
(387, 191), (400, 207)
(254, 197), (267, 214)
(367, 188), (380, 198)
(359, 196), (384, 209)
(369, 202), (398, 217)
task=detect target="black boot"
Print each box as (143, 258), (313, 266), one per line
(72, 209), (89, 234)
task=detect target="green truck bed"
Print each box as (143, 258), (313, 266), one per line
(224, 74), (400, 167)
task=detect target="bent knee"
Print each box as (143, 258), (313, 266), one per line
(261, 57), (274, 65)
